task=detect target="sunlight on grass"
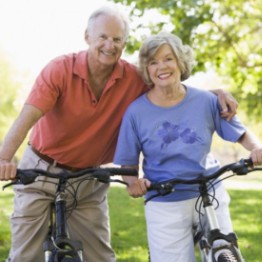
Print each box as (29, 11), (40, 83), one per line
(228, 189), (262, 261)
(0, 184), (13, 261)
(0, 186), (261, 262)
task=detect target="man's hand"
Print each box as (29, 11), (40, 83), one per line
(0, 159), (17, 181)
(212, 89), (238, 121)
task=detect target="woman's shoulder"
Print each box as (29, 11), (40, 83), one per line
(130, 93), (147, 106)
(187, 85), (218, 101)
(125, 94), (147, 113)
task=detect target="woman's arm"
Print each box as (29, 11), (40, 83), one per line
(238, 130), (262, 165)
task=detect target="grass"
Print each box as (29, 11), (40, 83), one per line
(0, 186), (13, 260)
(0, 183), (262, 261)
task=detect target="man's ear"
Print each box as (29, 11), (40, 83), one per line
(84, 29), (89, 44)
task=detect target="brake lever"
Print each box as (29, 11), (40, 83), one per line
(2, 179), (21, 190)
(231, 159), (253, 175)
(2, 170), (40, 190)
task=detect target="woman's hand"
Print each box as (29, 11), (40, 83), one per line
(250, 147), (262, 165)
(126, 178), (151, 198)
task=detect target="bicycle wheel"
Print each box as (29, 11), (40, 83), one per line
(216, 249), (238, 262)
(52, 252), (82, 262)
(61, 259), (81, 262)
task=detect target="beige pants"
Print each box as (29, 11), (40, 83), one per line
(7, 146), (116, 262)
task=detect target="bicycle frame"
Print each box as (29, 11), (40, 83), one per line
(195, 182), (244, 262)
(3, 167), (138, 262)
(146, 159), (262, 262)
(43, 176), (83, 262)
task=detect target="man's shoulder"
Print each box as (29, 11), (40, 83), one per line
(44, 51), (87, 75)
(49, 51), (86, 65)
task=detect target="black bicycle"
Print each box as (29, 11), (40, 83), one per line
(3, 166), (138, 262)
(146, 158), (262, 262)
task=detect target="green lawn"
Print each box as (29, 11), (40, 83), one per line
(0, 184), (262, 262)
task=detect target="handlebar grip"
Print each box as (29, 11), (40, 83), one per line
(148, 181), (174, 192)
(231, 158), (254, 175)
(16, 169), (40, 184)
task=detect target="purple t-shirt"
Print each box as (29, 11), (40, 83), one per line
(114, 86), (246, 201)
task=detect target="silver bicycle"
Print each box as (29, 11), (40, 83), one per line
(146, 158), (262, 262)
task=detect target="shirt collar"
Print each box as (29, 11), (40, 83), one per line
(73, 51), (124, 81)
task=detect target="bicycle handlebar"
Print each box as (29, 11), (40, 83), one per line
(148, 158), (261, 192)
(2, 167), (138, 190)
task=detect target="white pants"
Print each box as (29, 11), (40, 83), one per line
(145, 184), (233, 262)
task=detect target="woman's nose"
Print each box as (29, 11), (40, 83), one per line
(158, 61), (167, 68)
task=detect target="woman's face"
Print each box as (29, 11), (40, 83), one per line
(147, 44), (181, 88)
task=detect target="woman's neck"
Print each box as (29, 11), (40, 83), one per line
(147, 84), (186, 107)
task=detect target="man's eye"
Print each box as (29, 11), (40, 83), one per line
(114, 38), (123, 43)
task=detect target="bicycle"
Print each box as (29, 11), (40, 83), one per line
(145, 158), (262, 262)
(3, 166), (138, 262)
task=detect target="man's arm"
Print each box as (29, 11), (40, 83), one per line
(0, 104), (43, 180)
(211, 89), (238, 121)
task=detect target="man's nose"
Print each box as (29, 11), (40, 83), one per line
(104, 38), (115, 48)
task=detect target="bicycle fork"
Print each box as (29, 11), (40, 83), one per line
(198, 184), (244, 262)
(43, 180), (84, 261)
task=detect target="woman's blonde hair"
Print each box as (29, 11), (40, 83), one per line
(139, 31), (195, 86)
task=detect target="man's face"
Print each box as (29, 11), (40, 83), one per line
(86, 14), (126, 67)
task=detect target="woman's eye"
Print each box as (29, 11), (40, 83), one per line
(149, 61), (157, 65)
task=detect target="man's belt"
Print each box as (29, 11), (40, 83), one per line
(30, 146), (84, 172)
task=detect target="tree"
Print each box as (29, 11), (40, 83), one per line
(112, 0), (262, 121)
(0, 54), (19, 141)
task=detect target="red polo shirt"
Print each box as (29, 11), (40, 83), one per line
(26, 51), (148, 168)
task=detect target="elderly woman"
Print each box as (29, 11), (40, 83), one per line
(114, 32), (262, 262)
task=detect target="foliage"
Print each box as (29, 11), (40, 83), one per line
(0, 55), (19, 140)
(112, 0), (262, 121)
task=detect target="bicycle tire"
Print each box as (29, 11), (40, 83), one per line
(51, 252), (82, 262)
(217, 249), (238, 262)
(60, 259), (81, 262)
